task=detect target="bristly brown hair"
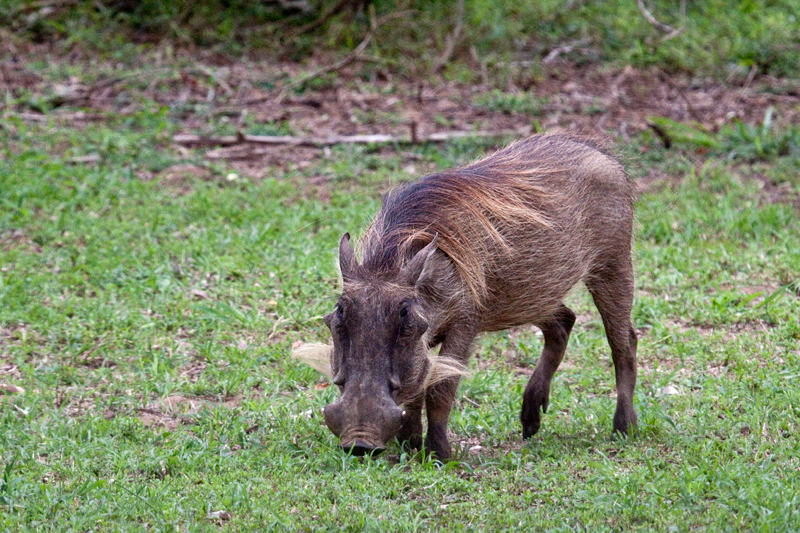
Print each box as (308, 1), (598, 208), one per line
(356, 134), (631, 304)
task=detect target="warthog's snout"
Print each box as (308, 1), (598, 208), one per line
(323, 393), (404, 454)
(340, 440), (385, 456)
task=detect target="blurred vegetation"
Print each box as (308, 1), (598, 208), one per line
(648, 109), (800, 163)
(2, 0), (800, 78)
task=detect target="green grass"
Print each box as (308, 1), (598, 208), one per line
(2, 0), (800, 79)
(471, 89), (544, 116)
(648, 110), (800, 167)
(2, 105), (800, 531)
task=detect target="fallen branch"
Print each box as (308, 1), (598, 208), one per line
(276, 39), (372, 103)
(173, 129), (523, 149)
(93, 67), (174, 91)
(3, 111), (109, 122)
(636, 0), (684, 40)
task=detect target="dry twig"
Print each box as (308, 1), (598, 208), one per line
(11, 0), (78, 15)
(276, 10), (411, 102)
(543, 39), (591, 64)
(194, 64), (234, 96)
(295, 0), (363, 35)
(432, 0), (465, 72)
(68, 154), (102, 164)
(636, 0), (684, 40)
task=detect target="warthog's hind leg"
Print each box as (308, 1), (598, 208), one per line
(520, 305), (576, 439)
(586, 258), (638, 437)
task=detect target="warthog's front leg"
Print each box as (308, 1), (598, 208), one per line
(424, 326), (475, 461)
(396, 395), (424, 450)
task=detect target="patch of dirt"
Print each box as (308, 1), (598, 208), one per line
(157, 163), (214, 184)
(451, 434), (494, 458)
(745, 170), (800, 211)
(666, 318), (776, 341)
(637, 317), (788, 385)
(52, 386), (103, 417)
(205, 63), (800, 181)
(136, 394), (241, 431)
(0, 229), (42, 254)
(3, 50), (799, 205)
(179, 360), (207, 383)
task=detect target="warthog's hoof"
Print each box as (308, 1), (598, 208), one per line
(522, 422), (541, 440)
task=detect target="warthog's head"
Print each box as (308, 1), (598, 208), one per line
(293, 233), (465, 455)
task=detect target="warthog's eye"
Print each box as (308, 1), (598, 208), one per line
(324, 302), (346, 331)
(398, 300), (428, 337)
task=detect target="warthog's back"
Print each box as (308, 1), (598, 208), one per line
(360, 134), (636, 331)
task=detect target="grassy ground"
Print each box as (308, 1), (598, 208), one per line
(2, 101), (800, 531)
(2, 3), (800, 531)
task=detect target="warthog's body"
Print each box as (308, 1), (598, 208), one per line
(302, 134), (638, 460)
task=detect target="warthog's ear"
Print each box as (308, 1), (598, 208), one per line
(338, 233), (358, 282)
(401, 234), (438, 287)
(291, 343), (334, 379)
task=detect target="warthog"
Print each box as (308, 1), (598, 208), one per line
(294, 134), (638, 460)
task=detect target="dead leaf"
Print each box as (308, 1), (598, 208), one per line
(292, 409), (313, 420)
(0, 383), (25, 395)
(207, 510), (232, 521)
(657, 385), (680, 396)
(314, 382), (329, 390)
(237, 339), (247, 351)
(190, 289), (210, 300)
